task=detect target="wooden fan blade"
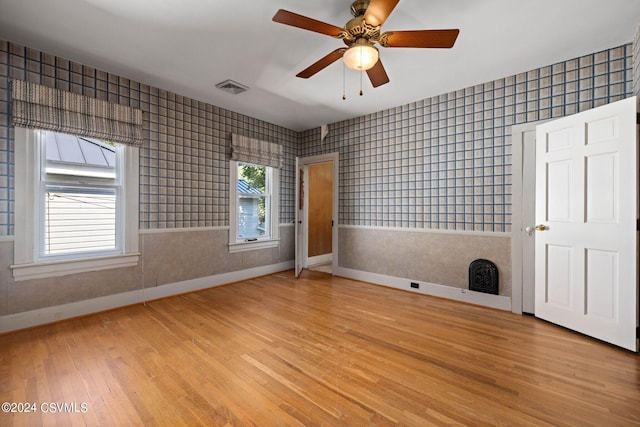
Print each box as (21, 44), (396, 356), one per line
(381, 29), (460, 48)
(364, 0), (400, 27)
(366, 59), (390, 88)
(273, 9), (344, 37)
(296, 48), (347, 79)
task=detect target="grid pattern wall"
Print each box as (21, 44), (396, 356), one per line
(300, 44), (633, 232)
(0, 39), (297, 235)
(142, 97), (297, 229)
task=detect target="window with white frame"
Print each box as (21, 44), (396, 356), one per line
(12, 128), (139, 280)
(229, 161), (279, 252)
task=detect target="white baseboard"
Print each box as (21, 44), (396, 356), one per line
(0, 262), (511, 334)
(0, 261), (294, 334)
(307, 253), (332, 267)
(337, 267), (512, 311)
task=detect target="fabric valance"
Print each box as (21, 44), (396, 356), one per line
(11, 80), (144, 146)
(231, 134), (283, 169)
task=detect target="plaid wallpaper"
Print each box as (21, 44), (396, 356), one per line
(300, 44), (633, 232)
(0, 40), (297, 234)
(0, 38), (636, 236)
(141, 94), (296, 229)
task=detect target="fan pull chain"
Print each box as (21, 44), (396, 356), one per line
(359, 46), (364, 96)
(342, 61), (346, 100)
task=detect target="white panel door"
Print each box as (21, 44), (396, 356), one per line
(535, 97), (638, 352)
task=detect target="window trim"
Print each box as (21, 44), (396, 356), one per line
(11, 127), (140, 281)
(228, 160), (279, 253)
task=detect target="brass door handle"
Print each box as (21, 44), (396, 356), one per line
(525, 224), (547, 236)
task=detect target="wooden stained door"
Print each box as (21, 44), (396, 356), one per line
(308, 162), (333, 260)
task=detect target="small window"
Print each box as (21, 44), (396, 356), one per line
(229, 161), (279, 252)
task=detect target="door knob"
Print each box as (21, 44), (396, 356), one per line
(525, 225), (547, 236)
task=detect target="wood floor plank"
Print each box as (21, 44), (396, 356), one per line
(1, 269), (639, 426)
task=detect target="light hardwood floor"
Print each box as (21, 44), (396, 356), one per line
(1, 270), (639, 426)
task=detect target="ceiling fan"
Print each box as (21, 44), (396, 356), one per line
(272, 0), (460, 88)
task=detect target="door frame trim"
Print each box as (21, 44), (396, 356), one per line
(297, 152), (339, 275)
(511, 120), (548, 314)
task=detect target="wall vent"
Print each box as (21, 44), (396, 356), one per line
(469, 259), (499, 295)
(215, 79), (249, 95)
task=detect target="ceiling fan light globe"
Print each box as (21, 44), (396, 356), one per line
(343, 43), (379, 71)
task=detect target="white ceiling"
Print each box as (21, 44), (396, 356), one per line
(1, 0), (639, 131)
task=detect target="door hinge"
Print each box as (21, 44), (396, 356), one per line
(636, 326), (640, 339)
(636, 113), (640, 125)
(332, 220), (334, 226)
(637, 219), (640, 231)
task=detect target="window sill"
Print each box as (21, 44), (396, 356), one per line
(10, 253), (140, 281)
(228, 239), (279, 253)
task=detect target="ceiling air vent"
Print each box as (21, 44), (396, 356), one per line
(215, 79), (249, 95)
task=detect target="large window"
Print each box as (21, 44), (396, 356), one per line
(12, 128), (139, 280)
(229, 161), (279, 252)
(41, 131), (121, 257)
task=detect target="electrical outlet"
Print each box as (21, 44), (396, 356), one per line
(410, 282), (419, 289)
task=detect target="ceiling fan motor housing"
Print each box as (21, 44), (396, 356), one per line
(343, 17), (380, 47)
(343, 1), (381, 48)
